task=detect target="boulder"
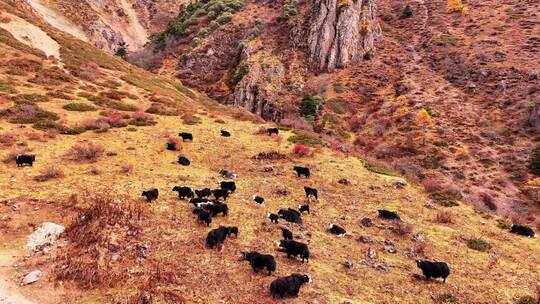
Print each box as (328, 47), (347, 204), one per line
(26, 222), (65, 251)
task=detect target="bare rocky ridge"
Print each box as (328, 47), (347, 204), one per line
(308, 0), (382, 72)
(23, 0), (185, 51)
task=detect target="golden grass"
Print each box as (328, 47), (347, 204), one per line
(1, 111), (539, 303)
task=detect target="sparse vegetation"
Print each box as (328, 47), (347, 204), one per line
(363, 159), (399, 177)
(63, 103), (97, 112)
(34, 165), (64, 182)
(287, 131), (323, 146)
(467, 238), (492, 252)
(527, 143), (540, 176)
(66, 142), (105, 162)
(435, 211), (454, 224)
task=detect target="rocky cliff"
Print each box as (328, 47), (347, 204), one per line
(308, 0), (381, 72)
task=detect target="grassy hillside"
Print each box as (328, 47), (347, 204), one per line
(0, 1), (539, 303)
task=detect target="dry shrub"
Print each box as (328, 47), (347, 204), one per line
(54, 193), (148, 289)
(480, 192), (497, 211)
(101, 113), (128, 128)
(130, 111), (156, 126)
(77, 62), (102, 81)
(25, 131), (44, 141)
(0, 132), (16, 147)
(66, 142), (104, 162)
(34, 165), (64, 182)
(252, 151), (288, 161)
(280, 117), (313, 131)
(45, 129), (58, 139)
(89, 166), (102, 175)
(121, 163), (134, 174)
(435, 211), (454, 224)
(391, 220), (413, 236)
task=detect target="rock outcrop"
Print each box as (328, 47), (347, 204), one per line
(230, 48), (286, 121)
(308, 0), (381, 72)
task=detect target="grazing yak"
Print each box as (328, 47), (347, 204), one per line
(219, 181), (236, 193)
(328, 224), (346, 236)
(190, 197), (212, 206)
(220, 130), (231, 137)
(416, 260), (450, 282)
(268, 213), (279, 224)
(253, 195), (265, 205)
(177, 156), (191, 166)
(240, 251), (276, 275)
(141, 188), (159, 202)
(212, 188), (229, 201)
(179, 132), (193, 142)
(270, 273), (311, 298)
(166, 142), (177, 151)
(206, 226), (238, 249)
(279, 240), (310, 263)
(267, 128), (279, 136)
(281, 227), (293, 240)
(293, 166), (310, 178)
(172, 186), (194, 199)
(378, 209), (401, 220)
(304, 186), (318, 201)
(16, 154), (35, 167)
(219, 169), (237, 179)
(510, 224), (536, 237)
(195, 188), (212, 198)
(278, 208), (303, 224)
(298, 204), (310, 214)
(193, 208), (212, 226)
(204, 202), (229, 216)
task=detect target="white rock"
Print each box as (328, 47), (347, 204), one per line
(22, 270), (42, 285)
(26, 222), (65, 251)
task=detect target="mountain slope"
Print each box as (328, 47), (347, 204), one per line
(0, 1), (539, 303)
(133, 0), (540, 227)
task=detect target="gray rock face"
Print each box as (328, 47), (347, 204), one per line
(308, 0), (381, 72)
(230, 45), (289, 121)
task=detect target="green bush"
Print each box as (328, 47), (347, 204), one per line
(299, 95), (324, 120)
(230, 63), (249, 86)
(63, 103), (97, 112)
(11, 94), (50, 104)
(528, 143), (540, 176)
(363, 159), (400, 177)
(287, 131), (323, 146)
(47, 91), (73, 100)
(466, 238), (492, 252)
(278, 0), (298, 21)
(216, 12), (234, 24)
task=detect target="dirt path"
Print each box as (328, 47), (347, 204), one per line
(0, 251), (36, 304)
(0, 12), (60, 60)
(25, 0), (88, 42)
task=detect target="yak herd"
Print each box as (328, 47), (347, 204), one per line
(12, 126), (537, 299)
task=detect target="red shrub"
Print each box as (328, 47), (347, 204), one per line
(102, 113), (127, 128)
(293, 144), (311, 156)
(421, 177), (443, 193)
